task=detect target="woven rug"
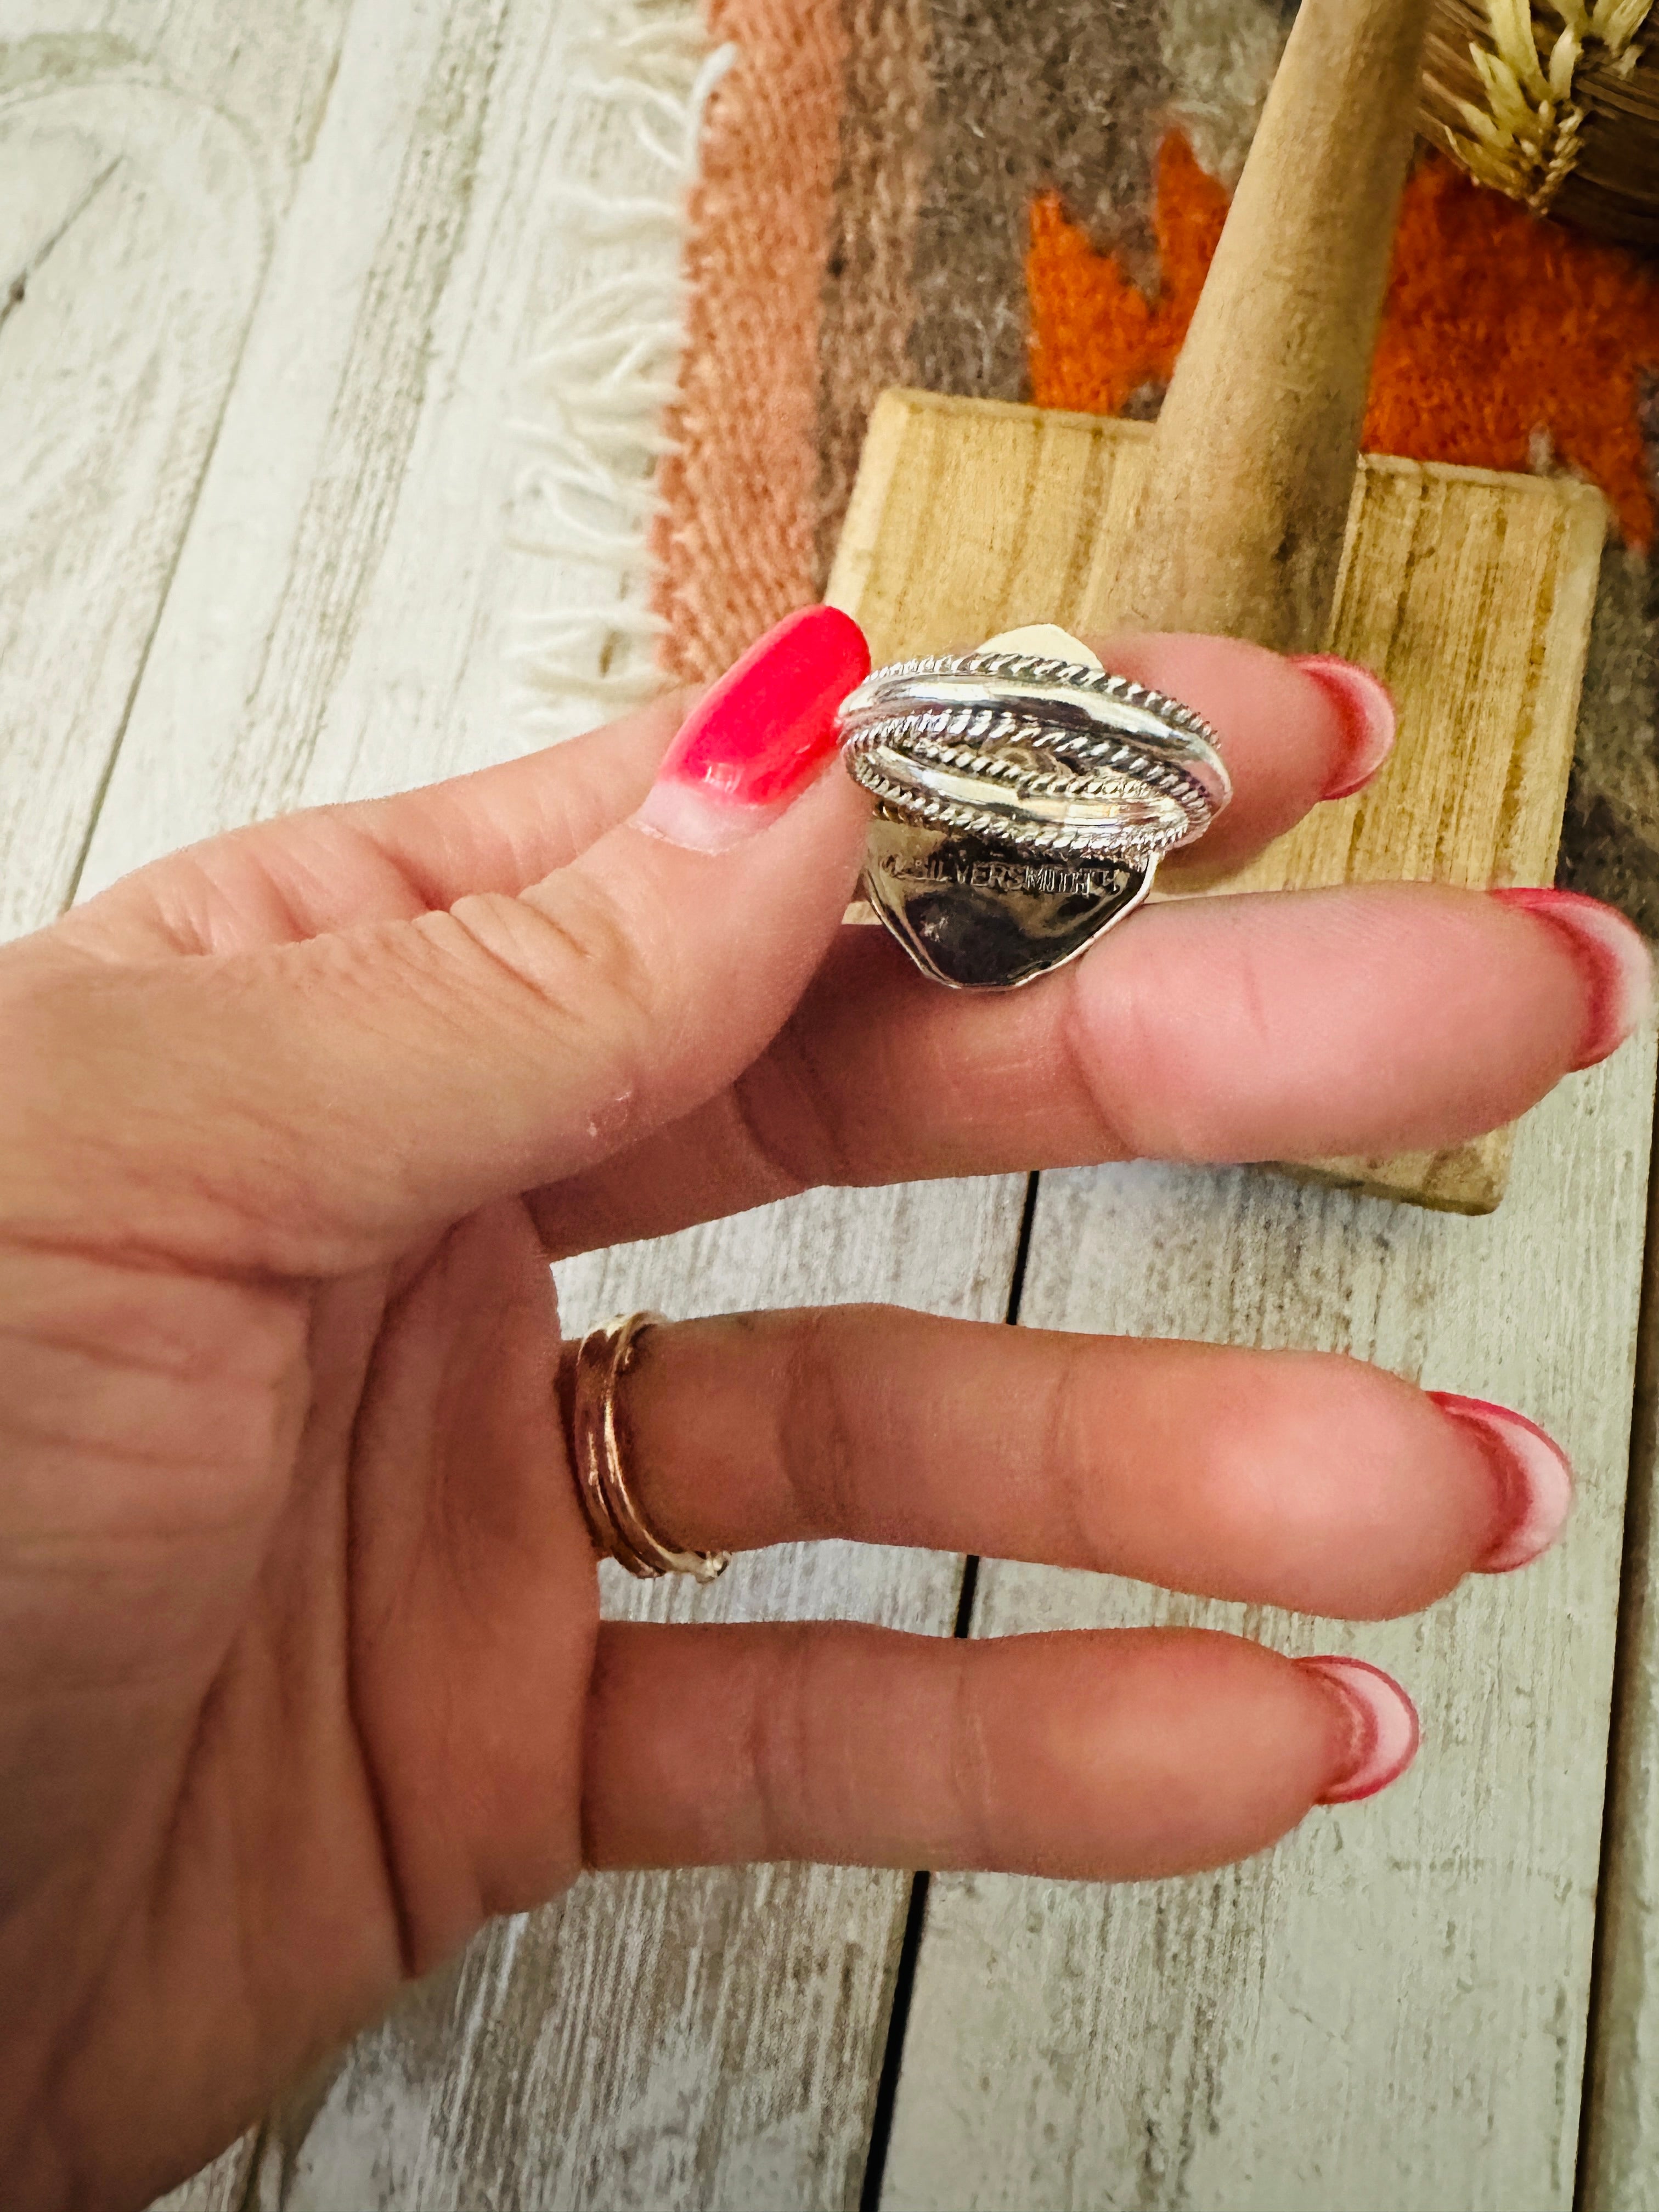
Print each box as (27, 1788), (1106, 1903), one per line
(557, 0), (1659, 932)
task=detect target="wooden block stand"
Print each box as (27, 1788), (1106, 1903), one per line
(829, 390), (1609, 1212)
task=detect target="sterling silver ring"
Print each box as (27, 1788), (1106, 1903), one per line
(836, 625), (1231, 991)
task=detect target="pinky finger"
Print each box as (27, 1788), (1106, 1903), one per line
(580, 1624), (1418, 1880)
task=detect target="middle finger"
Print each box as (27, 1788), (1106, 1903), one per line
(540, 878), (1645, 1252)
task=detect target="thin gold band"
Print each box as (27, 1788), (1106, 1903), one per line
(568, 1312), (730, 1584)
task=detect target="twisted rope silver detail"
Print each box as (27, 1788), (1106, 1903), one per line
(836, 648), (1231, 864)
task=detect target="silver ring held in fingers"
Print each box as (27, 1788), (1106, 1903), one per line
(568, 1312), (730, 1584)
(836, 624), (1231, 992)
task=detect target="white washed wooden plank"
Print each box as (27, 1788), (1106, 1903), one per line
(69, 0), (513, 891)
(883, 1034), (1656, 2212)
(1579, 1153), (1659, 2211)
(147, 2135), (257, 2212)
(0, 4), (348, 189)
(0, 4), (354, 942)
(0, 75), (263, 938)
(72, 0), (690, 896)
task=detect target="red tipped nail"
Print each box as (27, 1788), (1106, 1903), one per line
(1300, 1656), (1419, 1805)
(635, 606), (871, 853)
(1430, 1393), (1575, 1573)
(1291, 654), (1397, 800)
(1488, 888), (1654, 1070)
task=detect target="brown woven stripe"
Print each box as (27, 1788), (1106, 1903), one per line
(907, 0), (1171, 402)
(814, 0), (932, 586)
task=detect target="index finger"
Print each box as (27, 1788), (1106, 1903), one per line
(65, 634), (1371, 960)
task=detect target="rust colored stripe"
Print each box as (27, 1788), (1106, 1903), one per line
(650, 0), (853, 684)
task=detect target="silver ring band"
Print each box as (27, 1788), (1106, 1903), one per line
(836, 647), (1231, 865)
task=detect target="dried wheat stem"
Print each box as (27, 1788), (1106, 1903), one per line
(1442, 0), (1655, 212)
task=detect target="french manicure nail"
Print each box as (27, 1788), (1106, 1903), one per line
(1291, 654), (1398, 800)
(1488, 888), (1654, 1069)
(634, 606), (872, 854)
(1299, 1656), (1420, 1805)
(1429, 1392), (1575, 1573)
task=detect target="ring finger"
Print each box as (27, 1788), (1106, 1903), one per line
(566, 1305), (1573, 1620)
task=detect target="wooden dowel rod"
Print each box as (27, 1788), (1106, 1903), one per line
(1090, 0), (1435, 652)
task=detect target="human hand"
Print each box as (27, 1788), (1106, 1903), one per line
(0, 608), (1644, 2209)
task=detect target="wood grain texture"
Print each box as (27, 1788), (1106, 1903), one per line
(0, 67), (264, 942)
(0, 0), (352, 184)
(882, 1026), (1657, 2212)
(38, 3), (1026, 2205)
(72, 0), (513, 888)
(1580, 1129), (1659, 2212)
(0, 0), (354, 944)
(827, 390), (1607, 1209)
(146, 2137), (258, 2212)
(72, 0), (694, 900)
(1107, 0), (1432, 650)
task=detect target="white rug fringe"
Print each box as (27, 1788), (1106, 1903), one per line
(507, 5), (732, 724)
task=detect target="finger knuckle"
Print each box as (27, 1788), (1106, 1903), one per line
(0, 953), (137, 1228)
(777, 1308), (872, 1540)
(745, 1623), (820, 1856)
(1071, 919), (1288, 1161)
(944, 1652), (1000, 1867)
(1039, 1334), (1113, 1564)
(441, 882), (656, 1088)
(726, 1035), (835, 1198)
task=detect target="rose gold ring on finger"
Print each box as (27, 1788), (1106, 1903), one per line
(567, 1312), (730, 1584)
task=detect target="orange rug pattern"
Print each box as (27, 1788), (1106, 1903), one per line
(1029, 137), (1659, 548)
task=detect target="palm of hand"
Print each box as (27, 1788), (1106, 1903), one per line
(3, 833), (600, 2210)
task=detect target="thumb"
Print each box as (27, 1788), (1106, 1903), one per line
(12, 609), (874, 1274)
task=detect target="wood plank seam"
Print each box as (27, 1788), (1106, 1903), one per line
(1576, 1086), (1659, 2211)
(857, 1170), (1040, 2212)
(878, 1034), (1655, 2212)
